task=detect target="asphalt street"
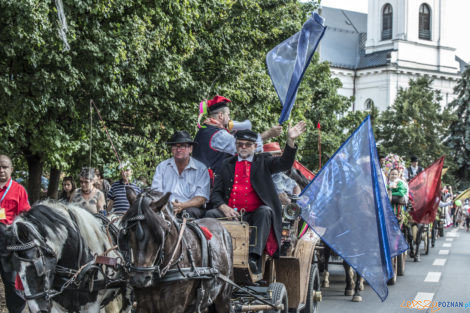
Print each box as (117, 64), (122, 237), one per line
(319, 227), (470, 313)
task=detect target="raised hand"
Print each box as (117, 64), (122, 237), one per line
(287, 121), (306, 147)
(261, 125), (283, 141)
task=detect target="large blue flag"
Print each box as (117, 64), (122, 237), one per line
(298, 116), (408, 301)
(266, 12), (326, 125)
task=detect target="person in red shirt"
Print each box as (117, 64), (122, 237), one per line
(0, 154), (30, 313)
(208, 122), (306, 274)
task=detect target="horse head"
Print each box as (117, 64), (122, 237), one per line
(9, 218), (59, 313)
(121, 187), (172, 288)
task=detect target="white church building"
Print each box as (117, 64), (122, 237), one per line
(319, 0), (468, 111)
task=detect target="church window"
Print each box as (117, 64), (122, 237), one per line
(382, 4), (393, 40)
(419, 3), (431, 40)
(365, 99), (374, 110)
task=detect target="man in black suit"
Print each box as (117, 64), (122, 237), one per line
(407, 155), (424, 181)
(207, 122), (306, 274)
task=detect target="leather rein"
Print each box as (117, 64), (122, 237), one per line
(120, 198), (214, 283)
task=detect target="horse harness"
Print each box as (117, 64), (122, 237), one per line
(6, 212), (126, 301)
(119, 198), (219, 312)
(120, 198), (217, 277)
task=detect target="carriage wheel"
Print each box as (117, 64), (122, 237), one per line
(267, 282), (288, 313)
(387, 257), (397, 285)
(303, 264), (321, 313)
(397, 253), (405, 276)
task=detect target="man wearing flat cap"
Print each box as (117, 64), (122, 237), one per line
(151, 131), (210, 218)
(407, 155), (423, 181)
(207, 122), (306, 274)
(193, 95), (282, 175)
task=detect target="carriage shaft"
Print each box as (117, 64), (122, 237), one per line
(236, 303), (284, 312)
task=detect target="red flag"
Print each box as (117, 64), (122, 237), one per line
(317, 122), (321, 129)
(409, 156), (445, 224)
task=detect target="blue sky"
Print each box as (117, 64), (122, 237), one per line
(320, 0), (470, 62)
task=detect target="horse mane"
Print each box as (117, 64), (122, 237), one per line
(121, 190), (173, 240)
(11, 201), (112, 259)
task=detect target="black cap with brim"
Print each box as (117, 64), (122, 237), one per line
(235, 129), (258, 142)
(410, 156), (418, 162)
(166, 131), (197, 146)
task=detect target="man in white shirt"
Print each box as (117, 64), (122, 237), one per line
(151, 131), (210, 218)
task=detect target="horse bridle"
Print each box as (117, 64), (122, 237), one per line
(7, 239), (58, 300)
(119, 197), (180, 278)
(6, 215), (87, 302)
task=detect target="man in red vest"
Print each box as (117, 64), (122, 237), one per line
(208, 122), (306, 274)
(0, 154), (30, 313)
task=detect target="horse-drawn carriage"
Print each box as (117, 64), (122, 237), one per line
(220, 199), (322, 312)
(0, 189), (322, 313)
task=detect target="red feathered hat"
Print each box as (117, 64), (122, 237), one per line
(197, 95), (232, 128)
(206, 95), (231, 112)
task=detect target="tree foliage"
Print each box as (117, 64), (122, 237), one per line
(445, 67), (470, 188)
(1, 0), (331, 201)
(292, 55), (367, 171)
(376, 77), (453, 168)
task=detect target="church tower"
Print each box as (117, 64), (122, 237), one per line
(365, 0), (458, 74)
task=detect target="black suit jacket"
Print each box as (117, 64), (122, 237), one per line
(210, 144), (297, 256)
(407, 166), (424, 180)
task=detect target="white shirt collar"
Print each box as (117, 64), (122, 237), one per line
(169, 157), (196, 173)
(237, 155), (254, 162)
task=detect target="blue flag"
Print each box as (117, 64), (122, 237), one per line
(266, 12), (326, 125)
(298, 116), (408, 301)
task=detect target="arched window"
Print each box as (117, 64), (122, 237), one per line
(365, 99), (374, 110)
(382, 4), (393, 40)
(419, 3), (431, 40)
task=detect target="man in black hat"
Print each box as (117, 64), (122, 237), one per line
(151, 131), (210, 218)
(407, 155), (423, 181)
(193, 95), (282, 175)
(207, 121), (306, 274)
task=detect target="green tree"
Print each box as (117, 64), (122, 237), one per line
(445, 67), (470, 188)
(1, 0), (322, 202)
(376, 77), (452, 167)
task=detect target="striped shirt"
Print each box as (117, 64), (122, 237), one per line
(107, 181), (141, 212)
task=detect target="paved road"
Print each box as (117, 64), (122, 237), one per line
(318, 227), (470, 313)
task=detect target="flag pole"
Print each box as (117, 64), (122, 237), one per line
(317, 121), (321, 171)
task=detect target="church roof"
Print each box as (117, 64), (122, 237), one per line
(455, 56), (469, 74)
(319, 7), (391, 70)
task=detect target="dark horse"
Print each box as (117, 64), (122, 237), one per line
(0, 201), (132, 313)
(120, 188), (233, 313)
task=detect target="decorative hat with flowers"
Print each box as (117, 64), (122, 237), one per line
(382, 153), (406, 177)
(197, 95), (231, 128)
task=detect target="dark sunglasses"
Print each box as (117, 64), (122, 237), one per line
(236, 142), (254, 148)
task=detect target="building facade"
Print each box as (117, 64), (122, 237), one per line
(319, 0), (467, 111)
